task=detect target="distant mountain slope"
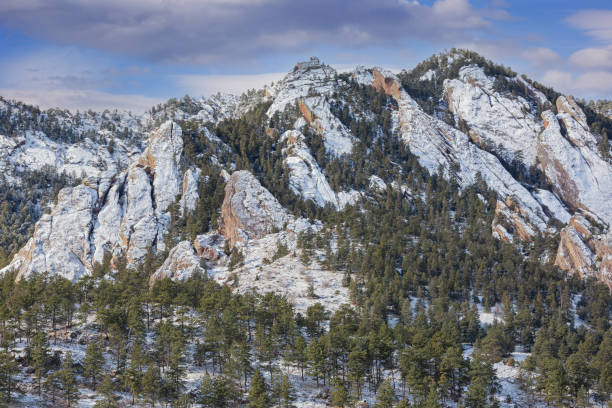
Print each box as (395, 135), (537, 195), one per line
(1, 50), (611, 289)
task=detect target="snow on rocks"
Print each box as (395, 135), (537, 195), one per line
(532, 189), (571, 224)
(138, 121), (183, 216)
(267, 57), (338, 117)
(149, 241), (204, 283)
(281, 130), (360, 209)
(179, 168), (201, 216)
(220, 170), (292, 247)
(555, 213), (612, 289)
(373, 68), (549, 236)
(297, 96), (354, 156)
(214, 218), (350, 314)
(1, 120), (186, 281)
(119, 166), (159, 264)
(444, 65), (542, 166)
(350, 66), (374, 86)
(492, 198), (536, 243)
(538, 109), (612, 224)
(3, 184), (98, 281)
(193, 233), (227, 262)
(368, 175), (387, 192)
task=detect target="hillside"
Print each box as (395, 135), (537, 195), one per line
(0, 50), (610, 407)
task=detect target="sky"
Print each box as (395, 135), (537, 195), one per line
(0, 0), (611, 112)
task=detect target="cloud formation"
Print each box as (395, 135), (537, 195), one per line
(0, 87), (160, 112)
(566, 10), (612, 42)
(568, 46), (612, 70)
(0, 48), (159, 112)
(175, 72), (284, 96)
(0, 0), (503, 64)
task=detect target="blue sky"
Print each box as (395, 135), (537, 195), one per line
(0, 0), (610, 112)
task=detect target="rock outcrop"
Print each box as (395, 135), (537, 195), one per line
(179, 168), (202, 216)
(370, 68), (550, 238)
(555, 214), (612, 289)
(492, 198), (536, 243)
(149, 241), (204, 283)
(1, 120), (187, 281)
(535, 100), (612, 288)
(220, 171), (291, 247)
(280, 130), (360, 209)
(443, 65), (544, 166)
(6, 185), (98, 281)
(193, 233), (227, 262)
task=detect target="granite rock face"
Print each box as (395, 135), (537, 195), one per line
(371, 68), (550, 238)
(220, 171), (291, 247)
(1, 120), (185, 281)
(149, 241), (204, 283)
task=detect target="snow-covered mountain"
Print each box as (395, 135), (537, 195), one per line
(1, 51), (611, 291)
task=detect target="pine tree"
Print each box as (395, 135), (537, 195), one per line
(30, 331), (49, 396)
(331, 377), (349, 408)
(199, 374), (215, 408)
(0, 347), (18, 403)
(125, 340), (146, 405)
(278, 374), (296, 408)
(93, 374), (119, 408)
(423, 382), (441, 408)
(142, 364), (160, 407)
(43, 371), (61, 405)
(248, 369), (269, 408)
(84, 339), (105, 390)
(59, 352), (79, 408)
(375, 380), (395, 408)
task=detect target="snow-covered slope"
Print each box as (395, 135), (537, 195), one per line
(2, 54), (612, 290)
(1, 121), (193, 281)
(444, 65), (543, 166)
(370, 68), (550, 237)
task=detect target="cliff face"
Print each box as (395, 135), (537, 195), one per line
(370, 68), (550, 239)
(219, 170), (291, 247)
(536, 101), (612, 289)
(1, 120), (191, 281)
(2, 54), (612, 290)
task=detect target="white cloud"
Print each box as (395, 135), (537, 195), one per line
(0, 88), (160, 112)
(174, 72), (285, 97)
(541, 69), (612, 99)
(566, 10), (612, 42)
(0, 48), (159, 112)
(521, 47), (561, 67)
(568, 46), (612, 70)
(0, 0), (507, 63)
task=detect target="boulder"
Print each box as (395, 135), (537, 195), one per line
(220, 171), (291, 247)
(149, 241), (204, 283)
(555, 214), (612, 290)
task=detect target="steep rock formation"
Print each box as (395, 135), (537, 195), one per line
(6, 185), (97, 281)
(555, 214), (612, 289)
(371, 68), (550, 237)
(443, 65), (544, 166)
(220, 171), (291, 247)
(1, 120), (187, 281)
(149, 241), (204, 282)
(193, 233), (227, 262)
(538, 108), (612, 220)
(179, 168), (202, 216)
(297, 97), (354, 156)
(280, 130), (360, 209)
(492, 198), (536, 243)
(536, 101), (612, 288)
(266, 57), (337, 116)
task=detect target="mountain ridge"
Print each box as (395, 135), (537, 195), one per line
(0, 49), (611, 290)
